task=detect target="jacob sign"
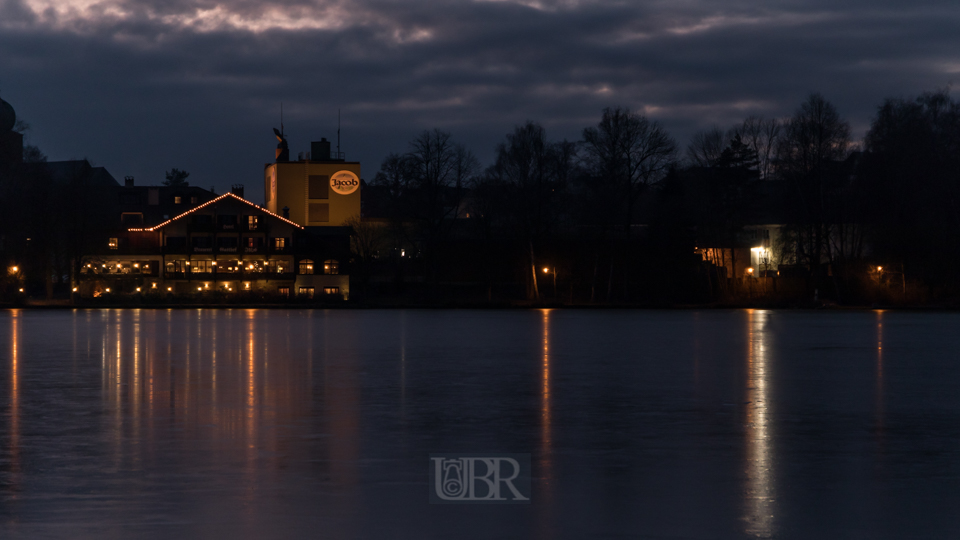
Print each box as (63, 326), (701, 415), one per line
(330, 170), (360, 195)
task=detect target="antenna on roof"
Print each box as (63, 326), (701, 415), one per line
(337, 108), (341, 158)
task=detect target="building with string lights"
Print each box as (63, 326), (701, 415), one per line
(77, 188), (350, 299)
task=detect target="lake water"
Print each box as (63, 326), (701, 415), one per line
(1, 308), (960, 539)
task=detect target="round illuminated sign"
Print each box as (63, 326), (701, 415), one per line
(330, 170), (360, 195)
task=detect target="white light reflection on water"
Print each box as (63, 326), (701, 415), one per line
(744, 309), (775, 538)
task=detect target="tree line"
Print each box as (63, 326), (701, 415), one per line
(355, 90), (960, 305)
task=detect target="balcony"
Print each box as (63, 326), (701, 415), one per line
(162, 270), (296, 280)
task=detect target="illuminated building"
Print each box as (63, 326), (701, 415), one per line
(78, 188), (349, 299)
(264, 138), (361, 227)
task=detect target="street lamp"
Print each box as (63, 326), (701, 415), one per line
(542, 267), (557, 299)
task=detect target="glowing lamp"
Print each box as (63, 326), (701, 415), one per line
(72, 287), (78, 292)
(167, 287), (172, 291)
(877, 266), (883, 272)
(543, 267), (549, 273)
(12, 266), (18, 272)
(105, 288), (111, 293)
(747, 268), (754, 274)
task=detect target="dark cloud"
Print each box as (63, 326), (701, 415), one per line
(1, 0), (958, 202)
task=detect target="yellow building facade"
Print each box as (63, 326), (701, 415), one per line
(264, 143), (361, 227)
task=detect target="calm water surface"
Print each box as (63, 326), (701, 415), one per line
(1, 308), (960, 539)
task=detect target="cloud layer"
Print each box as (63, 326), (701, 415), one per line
(2, 0), (959, 201)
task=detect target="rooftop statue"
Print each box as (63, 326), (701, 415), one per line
(273, 127), (290, 162)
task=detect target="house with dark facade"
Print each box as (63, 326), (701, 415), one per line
(115, 176), (220, 228)
(77, 189), (350, 299)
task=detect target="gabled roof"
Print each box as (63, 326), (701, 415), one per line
(127, 192), (304, 232)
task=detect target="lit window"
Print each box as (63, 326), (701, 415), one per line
(299, 259), (314, 275)
(298, 287), (315, 298)
(323, 287), (340, 295)
(174, 196), (182, 204)
(323, 259), (339, 275)
(190, 196), (198, 204)
(248, 216), (259, 230)
(278, 287), (290, 297)
(273, 237), (286, 250)
(108, 238), (118, 249)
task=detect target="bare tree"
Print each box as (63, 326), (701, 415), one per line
(734, 116), (781, 180)
(582, 107), (677, 301)
(582, 106), (677, 235)
(777, 93), (851, 281)
(686, 126), (728, 167)
(489, 121), (574, 299)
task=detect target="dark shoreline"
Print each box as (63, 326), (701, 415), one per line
(4, 299), (960, 311)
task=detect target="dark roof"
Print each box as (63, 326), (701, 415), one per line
(42, 160), (119, 187)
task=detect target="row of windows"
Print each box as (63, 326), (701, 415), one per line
(297, 259), (338, 275)
(119, 194), (199, 206)
(159, 259), (338, 275)
(165, 260), (291, 274)
(294, 287), (340, 298)
(160, 236), (287, 250)
(189, 215), (261, 230)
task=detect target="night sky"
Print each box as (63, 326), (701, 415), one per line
(1, 0), (958, 203)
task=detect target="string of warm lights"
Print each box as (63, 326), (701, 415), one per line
(126, 192), (304, 232)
